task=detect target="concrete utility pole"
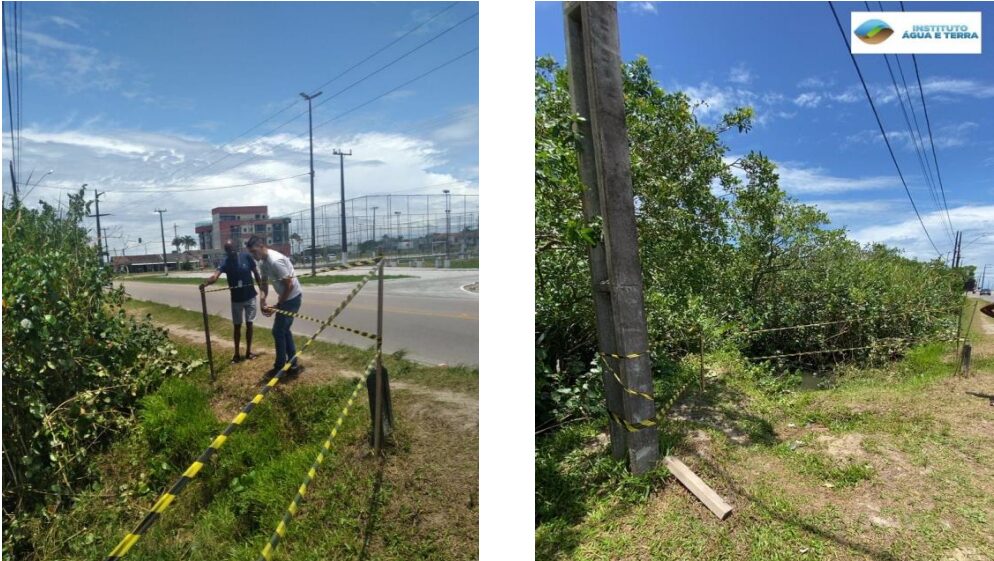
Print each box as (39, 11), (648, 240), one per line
(87, 187), (111, 266)
(564, 1), (658, 474)
(8, 161), (17, 205)
(333, 148), (351, 263)
(155, 209), (168, 274)
(300, 90), (323, 276)
(980, 264), (989, 290)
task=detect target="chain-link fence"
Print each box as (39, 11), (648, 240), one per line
(281, 193), (478, 264)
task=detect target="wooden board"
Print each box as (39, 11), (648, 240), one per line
(663, 456), (733, 520)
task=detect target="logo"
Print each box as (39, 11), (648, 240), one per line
(854, 19), (895, 44)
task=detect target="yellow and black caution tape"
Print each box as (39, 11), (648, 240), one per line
(256, 355), (377, 561)
(598, 353), (653, 402)
(269, 308), (378, 341)
(606, 374), (697, 432)
(600, 350), (648, 360)
(104, 263), (379, 560)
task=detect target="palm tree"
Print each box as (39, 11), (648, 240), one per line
(171, 236), (183, 253)
(180, 235), (197, 251)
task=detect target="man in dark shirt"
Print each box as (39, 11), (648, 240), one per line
(200, 240), (263, 363)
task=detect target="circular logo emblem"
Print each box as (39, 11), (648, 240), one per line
(854, 19), (894, 44)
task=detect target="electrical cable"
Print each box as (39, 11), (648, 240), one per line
(828, 1), (943, 257)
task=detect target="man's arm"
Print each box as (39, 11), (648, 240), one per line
(199, 269), (222, 289)
(276, 277), (294, 304)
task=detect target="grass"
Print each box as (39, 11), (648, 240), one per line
(20, 315), (478, 560)
(118, 274), (413, 286)
(536, 298), (994, 561)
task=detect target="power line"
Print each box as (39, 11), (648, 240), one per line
(176, 46), (479, 185)
(161, 3), (466, 187)
(901, 3), (955, 242)
(174, 10), (478, 185)
(828, 1), (942, 258)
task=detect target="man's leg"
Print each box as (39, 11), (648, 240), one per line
(272, 312), (288, 371)
(231, 301), (243, 362)
(246, 322), (254, 358)
(281, 295), (302, 370)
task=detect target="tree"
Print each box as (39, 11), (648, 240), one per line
(180, 235), (197, 251)
(171, 236), (183, 253)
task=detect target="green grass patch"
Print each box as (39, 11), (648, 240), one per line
(20, 334), (477, 561)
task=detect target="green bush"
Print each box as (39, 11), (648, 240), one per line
(534, 56), (963, 424)
(2, 193), (199, 557)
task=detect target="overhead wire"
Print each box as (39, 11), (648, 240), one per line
(869, 2), (952, 243)
(162, 3), (469, 187)
(828, 1), (943, 258)
(900, 1), (955, 241)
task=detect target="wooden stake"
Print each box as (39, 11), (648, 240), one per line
(199, 286), (215, 381)
(564, 1), (658, 474)
(663, 456), (733, 520)
(374, 251), (385, 454)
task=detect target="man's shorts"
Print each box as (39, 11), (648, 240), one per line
(231, 298), (257, 325)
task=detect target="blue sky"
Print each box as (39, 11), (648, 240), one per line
(2, 1), (478, 253)
(537, 1), (994, 280)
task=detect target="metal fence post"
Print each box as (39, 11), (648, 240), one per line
(374, 251), (385, 454)
(199, 286), (216, 381)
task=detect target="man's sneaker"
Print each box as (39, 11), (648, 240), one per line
(287, 363), (304, 377)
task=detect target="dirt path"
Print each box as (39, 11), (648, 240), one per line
(157, 322), (478, 432)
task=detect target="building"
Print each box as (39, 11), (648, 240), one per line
(111, 252), (202, 273)
(195, 206), (291, 264)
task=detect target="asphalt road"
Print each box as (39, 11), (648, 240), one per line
(117, 268), (479, 367)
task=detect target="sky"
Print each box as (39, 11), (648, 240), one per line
(2, 1), (478, 254)
(536, 1), (994, 285)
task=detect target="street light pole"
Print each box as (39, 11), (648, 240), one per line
(300, 91), (323, 276)
(154, 209), (168, 274)
(333, 148), (351, 263)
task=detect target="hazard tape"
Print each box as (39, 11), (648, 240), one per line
(738, 319), (851, 335)
(269, 308), (378, 341)
(104, 264), (379, 560)
(598, 353), (653, 402)
(606, 373), (697, 432)
(600, 350), (648, 360)
(256, 355), (376, 561)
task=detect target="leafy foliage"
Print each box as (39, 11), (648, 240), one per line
(2, 193), (199, 556)
(535, 56), (963, 426)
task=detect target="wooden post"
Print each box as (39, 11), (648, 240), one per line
(961, 343), (972, 376)
(564, 1), (658, 474)
(699, 329), (705, 393)
(199, 286), (216, 381)
(374, 251), (385, 454)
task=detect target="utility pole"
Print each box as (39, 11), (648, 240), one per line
(953, 231), (962, 268)
(980, 264), (989, 290)
(155, 209), (168, 274)
(8, 161), (16, 205)
(443, 189), (451, 260)
(564, 1), (658, 473)
(333, 148), (351, 263)
(371, 206), (378, 251)
(87, 187), (111, 266)
(300, 91), (323, 276)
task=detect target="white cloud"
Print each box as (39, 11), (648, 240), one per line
(728, 63), (753, 85)
(793, 92), (822, 108)
(3, 125), (477, 254)
(49, 16), (82, 30)
(777, 163), (898, 194)
(850, 205), (994, 263)
(626, 2), (659, 15)
(845, 121), (978, 151)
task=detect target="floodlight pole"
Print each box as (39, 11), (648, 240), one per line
(333, 149), (351, 263)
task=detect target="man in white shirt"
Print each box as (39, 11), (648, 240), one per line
(245, 235), (303, 377)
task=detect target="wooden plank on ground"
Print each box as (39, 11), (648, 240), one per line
(663, 456), (733, 520)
